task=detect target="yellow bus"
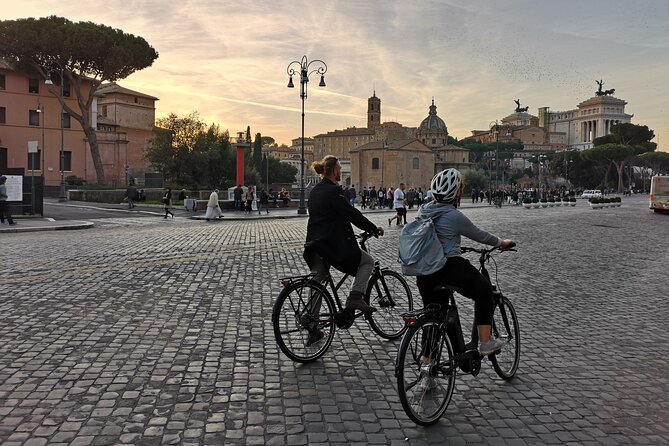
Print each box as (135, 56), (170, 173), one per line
(649, 175), (669, 213)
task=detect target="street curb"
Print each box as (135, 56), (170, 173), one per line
(0, 221), (95, 234)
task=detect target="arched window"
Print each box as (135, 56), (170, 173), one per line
(412, 158), (419, 169)
(372, 157), (379, 169)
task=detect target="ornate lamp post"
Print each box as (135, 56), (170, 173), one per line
(287, 55), (327, 215)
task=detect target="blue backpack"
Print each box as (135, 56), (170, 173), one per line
(398, 214), (446, 276)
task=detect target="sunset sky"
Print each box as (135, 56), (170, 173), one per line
(3, 0), (668, 151)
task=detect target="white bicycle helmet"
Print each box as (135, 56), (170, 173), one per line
(430, 168), (462, 202)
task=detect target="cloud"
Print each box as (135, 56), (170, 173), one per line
(2, 0), (667, 151)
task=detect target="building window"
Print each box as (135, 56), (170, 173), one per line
(0, 74), (5, 90)
(412, 158), (419, 169)
(63, 79), (70, 97)
(29, 110), (40, 126)
(29, 78), (39, 94)
(0, 106), (5, 124)
(100, 105), (107, 117)
(372, 157), (379, 169)
(62, 113), (71, 129)
(432, 138), (436, 144)
(60, 151), (72, 172)
(28, 150), (41, 170)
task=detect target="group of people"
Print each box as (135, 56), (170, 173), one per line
(232, 185), (291, 214)
(303, 155), (514, 356)
(344, 185), (427, 210)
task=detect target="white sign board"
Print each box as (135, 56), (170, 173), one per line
(28, 140), (39, 153)
(4, 175), (23, 201)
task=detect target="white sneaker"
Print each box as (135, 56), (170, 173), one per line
(479, 337), (506, 355)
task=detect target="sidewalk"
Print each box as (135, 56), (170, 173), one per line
(1, 199), (497, 232)
(0, 217), (94, 233)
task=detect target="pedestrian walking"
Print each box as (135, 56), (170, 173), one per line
(162, 188), (174, 219)
(125, 185), (138, 209)
(258, 188), (270, 214)
(388, 183), (407, 226)
(204, 189), (223, 220)
(0, 175), (16, 225)
(245, 186), (255, 213)
(233, 184), (244, 211)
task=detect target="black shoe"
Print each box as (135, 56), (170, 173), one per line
(345, 292), (376, 313)
(306, 328), (324, 346)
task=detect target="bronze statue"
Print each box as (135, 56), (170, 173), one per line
(514, 99), (528, 113)
(595, 80), (614, 96)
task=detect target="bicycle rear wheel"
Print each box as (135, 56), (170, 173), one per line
(490, 296), (520, 380)
(366, 269), (413, 339)
(396, 318), (455, 425)
(272, 281), (336, 363)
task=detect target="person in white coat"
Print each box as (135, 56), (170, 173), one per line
(204, 189), (223, 220)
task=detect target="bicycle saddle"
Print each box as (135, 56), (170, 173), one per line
(433, 285), (462, 294)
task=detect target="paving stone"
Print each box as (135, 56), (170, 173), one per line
(0, 199), (667, 445)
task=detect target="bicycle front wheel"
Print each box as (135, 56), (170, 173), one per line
(272, 281), (336, 363)
(490, 296), (520, 380)
(366, 269), (413, 339)
(396, 318), (455, 426)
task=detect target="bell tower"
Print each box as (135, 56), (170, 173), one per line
(367, 91), (381, 129)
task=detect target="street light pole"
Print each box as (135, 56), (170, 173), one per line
(46, 65), (66, 201)
(489, 121), (500, 189)
(287, 55), (327, 215)
(58, 68), (66, 202)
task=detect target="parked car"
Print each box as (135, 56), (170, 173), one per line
(580, 189), (602, 199)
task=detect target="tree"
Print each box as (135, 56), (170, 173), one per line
(252, 133), (263, 169)
(639, 151), (669, 175)
(581, 144), (635, 193)
(146, 113), (238, 189)
(0, 16), (158, 184)
(261, 136), (276, 147)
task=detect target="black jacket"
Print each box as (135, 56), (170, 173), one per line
(305, 178), (378, 275)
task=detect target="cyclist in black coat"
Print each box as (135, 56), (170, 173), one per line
(304, 155), (385, 326)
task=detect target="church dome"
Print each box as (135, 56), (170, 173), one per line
(417, 99), (448, 148)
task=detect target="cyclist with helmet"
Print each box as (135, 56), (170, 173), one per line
(415, 168), (515, 355)
(303, 155), (385, 344)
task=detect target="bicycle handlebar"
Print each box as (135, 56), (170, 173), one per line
(461, 242), (517, 255)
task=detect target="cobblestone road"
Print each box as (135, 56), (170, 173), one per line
(1, 195), (668, 445)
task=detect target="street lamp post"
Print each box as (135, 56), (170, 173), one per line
(287, 55), (327, 215)
(45, 65), (66, 201)
(489, 121), (500, 189)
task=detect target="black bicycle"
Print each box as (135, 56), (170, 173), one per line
(395, 244), (520, 425)
(272, 231), (413, 363)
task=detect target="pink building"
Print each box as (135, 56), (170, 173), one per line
(0, 61), (157, 189)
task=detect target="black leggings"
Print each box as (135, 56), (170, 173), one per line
(416, 256), (494, 325)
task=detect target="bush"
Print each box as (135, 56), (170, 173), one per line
(523, 197), (532, 204)
(66, 175), (86, 186)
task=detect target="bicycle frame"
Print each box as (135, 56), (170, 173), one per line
(280, 231), (395, 325)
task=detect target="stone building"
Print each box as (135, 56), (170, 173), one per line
(95, 83), (158, 185)
(312, 92), (468, 189)
(349, 139), (434, 190)
(466, 87), (634, 153)
(544, 94), (633, 151)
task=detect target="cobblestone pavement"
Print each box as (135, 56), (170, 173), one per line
(1, 195), (668, 445)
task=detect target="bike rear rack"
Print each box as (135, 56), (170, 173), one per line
(279, 273), (317, 288)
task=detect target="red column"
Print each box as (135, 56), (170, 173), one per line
(236, 145), (245, 186)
